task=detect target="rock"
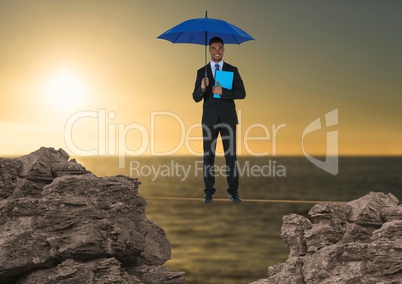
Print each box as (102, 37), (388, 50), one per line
(304, 203), (350, 253)
(16, 258), (143, 284)
(280, 214), (312, 257)
(251, 192), (402, 284)
(0, 157), (20, 199)
(347, 191), (398, 227)
(126, 265), (188, 284)
(18, 147), (70, 182)
(51, 159), (89, 177)
(0, 147), (186, 284)
(381, 205), (402, 222)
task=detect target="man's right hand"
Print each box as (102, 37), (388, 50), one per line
(201, 77), (209, 91)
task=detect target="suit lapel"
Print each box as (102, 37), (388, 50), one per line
(207, 63), (215, 86)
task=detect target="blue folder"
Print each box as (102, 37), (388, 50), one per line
(213, 70), (234, 98)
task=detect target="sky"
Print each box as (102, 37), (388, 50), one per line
(1, 0), (401, 157)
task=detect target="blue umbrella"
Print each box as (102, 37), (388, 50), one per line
(157, 11), (254, 76)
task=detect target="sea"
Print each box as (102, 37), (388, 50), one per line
(78, 156), (402, 284)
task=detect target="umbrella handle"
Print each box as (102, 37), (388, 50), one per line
(202, 77), (208, 90)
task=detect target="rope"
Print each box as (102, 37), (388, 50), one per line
(143, 196), (347, 204)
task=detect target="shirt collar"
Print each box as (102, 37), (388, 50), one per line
(210, 60), (223, 71)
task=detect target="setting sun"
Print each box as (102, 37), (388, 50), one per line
(43, 68), (88, 109)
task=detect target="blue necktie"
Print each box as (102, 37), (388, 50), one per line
(213, 64), (221, 98)
(214, 63), (220, 78)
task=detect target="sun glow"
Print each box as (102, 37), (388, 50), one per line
(43, 68), (89, 110)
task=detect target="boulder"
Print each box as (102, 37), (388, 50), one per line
(0, 147), (186, 284)
(251, 192), (402, 284)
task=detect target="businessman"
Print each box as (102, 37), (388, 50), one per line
(192, 37), (246, 203)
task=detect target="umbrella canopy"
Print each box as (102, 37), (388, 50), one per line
(157, 11), (254, 76)
(157, 17), (254, 45)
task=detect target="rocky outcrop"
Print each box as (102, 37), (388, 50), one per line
(0, 147), (185, 283)
(252, 192), (402, 284)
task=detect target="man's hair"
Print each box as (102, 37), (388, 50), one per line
(209, 37), (224, 46)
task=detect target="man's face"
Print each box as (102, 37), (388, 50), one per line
(209, 42), (224, 63)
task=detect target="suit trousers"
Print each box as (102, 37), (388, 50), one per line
(202, 122), (239, 195)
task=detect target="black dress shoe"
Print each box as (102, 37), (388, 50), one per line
(203, 194), (214, 203)
(229, 194), (242, 203)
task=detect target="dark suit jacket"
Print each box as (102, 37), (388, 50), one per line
(192, 62), (246, 126)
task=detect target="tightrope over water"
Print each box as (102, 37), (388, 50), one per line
(143, 196), (347, 204)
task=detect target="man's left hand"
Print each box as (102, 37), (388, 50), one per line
(212, 82), (222, 95)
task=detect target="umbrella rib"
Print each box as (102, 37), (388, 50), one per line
(171, 33), (183, 44)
